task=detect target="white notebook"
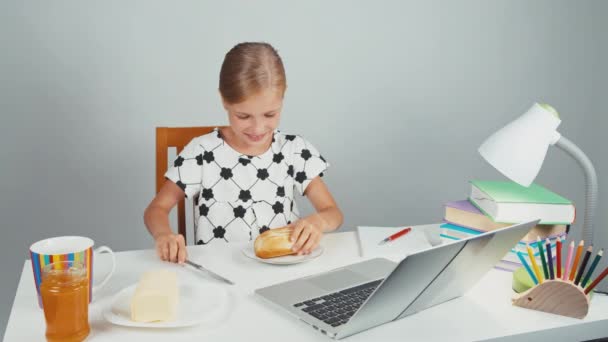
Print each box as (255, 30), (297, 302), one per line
(356, 224), (444, 259)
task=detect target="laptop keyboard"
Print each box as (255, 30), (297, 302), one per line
(293, 279), (382, 327)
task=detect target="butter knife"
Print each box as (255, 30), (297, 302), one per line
(185, 259), (235, 285)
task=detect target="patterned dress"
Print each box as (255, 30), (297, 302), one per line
(165, 128), (329, 245)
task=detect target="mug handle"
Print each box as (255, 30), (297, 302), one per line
(92, 246), (116, 295)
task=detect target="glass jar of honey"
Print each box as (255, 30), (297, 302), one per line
(40, 261), (90, 342)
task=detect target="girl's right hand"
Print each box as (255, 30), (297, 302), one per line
(155, 233), (187, 264)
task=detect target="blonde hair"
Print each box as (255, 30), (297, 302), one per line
(219, 42), (287, 104)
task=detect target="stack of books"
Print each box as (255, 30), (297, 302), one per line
(442, 181), (575, 272)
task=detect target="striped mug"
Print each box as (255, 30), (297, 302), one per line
(30, 236), (115, 307)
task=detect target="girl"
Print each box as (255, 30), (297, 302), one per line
(144, 42), (343, 263)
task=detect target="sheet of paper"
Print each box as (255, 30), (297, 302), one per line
(356, 224), (444, 259)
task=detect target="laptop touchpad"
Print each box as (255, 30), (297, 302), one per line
(307, 269), (369, 291)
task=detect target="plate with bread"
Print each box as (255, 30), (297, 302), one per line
(103, 269), (229, 328)
(242, 226), (324, 265)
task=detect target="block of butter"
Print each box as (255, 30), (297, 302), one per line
(130, 270), (179, 322)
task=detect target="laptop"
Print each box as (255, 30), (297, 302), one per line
(255, 219), (539, 339)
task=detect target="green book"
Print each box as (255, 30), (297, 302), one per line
(468, 181), (575, 225)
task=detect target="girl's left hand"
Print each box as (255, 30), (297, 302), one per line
(289, 217), (324, 255)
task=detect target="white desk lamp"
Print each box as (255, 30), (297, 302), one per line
(478, 103), (598, 243)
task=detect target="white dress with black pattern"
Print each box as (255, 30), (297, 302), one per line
(165, 128), (329, 245)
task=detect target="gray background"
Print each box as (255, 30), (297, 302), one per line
(1, 0), (607, 338)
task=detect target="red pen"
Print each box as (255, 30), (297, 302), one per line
(378, 227), (412, 245)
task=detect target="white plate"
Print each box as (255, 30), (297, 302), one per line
(241, 244), (323, 265)
(103, 281), (228, 328)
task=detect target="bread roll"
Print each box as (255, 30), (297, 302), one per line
(254, 226), (296, 259)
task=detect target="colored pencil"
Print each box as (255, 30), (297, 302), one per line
(563, 241), (574, 281)
(516, 246), (538, 285)
(556, 236), (562, 279)
(546, 238), (554, 279)
(570, 240), (585, 282)
(582, 249), (603, 288)
(537, 237), (549, 280)
(527, 242), (543, 284)
(585, 265), (608, 295)
(575, 246), (593, 286)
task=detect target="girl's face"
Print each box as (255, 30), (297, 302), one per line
(223, 89), (283, 149)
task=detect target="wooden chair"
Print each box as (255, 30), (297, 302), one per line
(156, 126), (225, 244)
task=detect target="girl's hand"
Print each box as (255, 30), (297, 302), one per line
(289, 217), (324, 255)
(155, 233), (187, 264)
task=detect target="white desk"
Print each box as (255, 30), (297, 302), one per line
(5, 232), (608, 341)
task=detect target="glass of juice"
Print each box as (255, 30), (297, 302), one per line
(40, 261), (90, 342)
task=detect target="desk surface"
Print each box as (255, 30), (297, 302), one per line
(5, 232), (608, 342)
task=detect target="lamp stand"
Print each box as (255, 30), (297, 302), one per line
(554, 136), (598, 243)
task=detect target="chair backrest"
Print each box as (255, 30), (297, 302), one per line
(156, 126), (225, 244)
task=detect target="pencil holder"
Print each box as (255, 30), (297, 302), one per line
(511, 279), (589, 319)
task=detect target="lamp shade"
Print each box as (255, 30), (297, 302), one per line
(478, 103), (562, 187)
